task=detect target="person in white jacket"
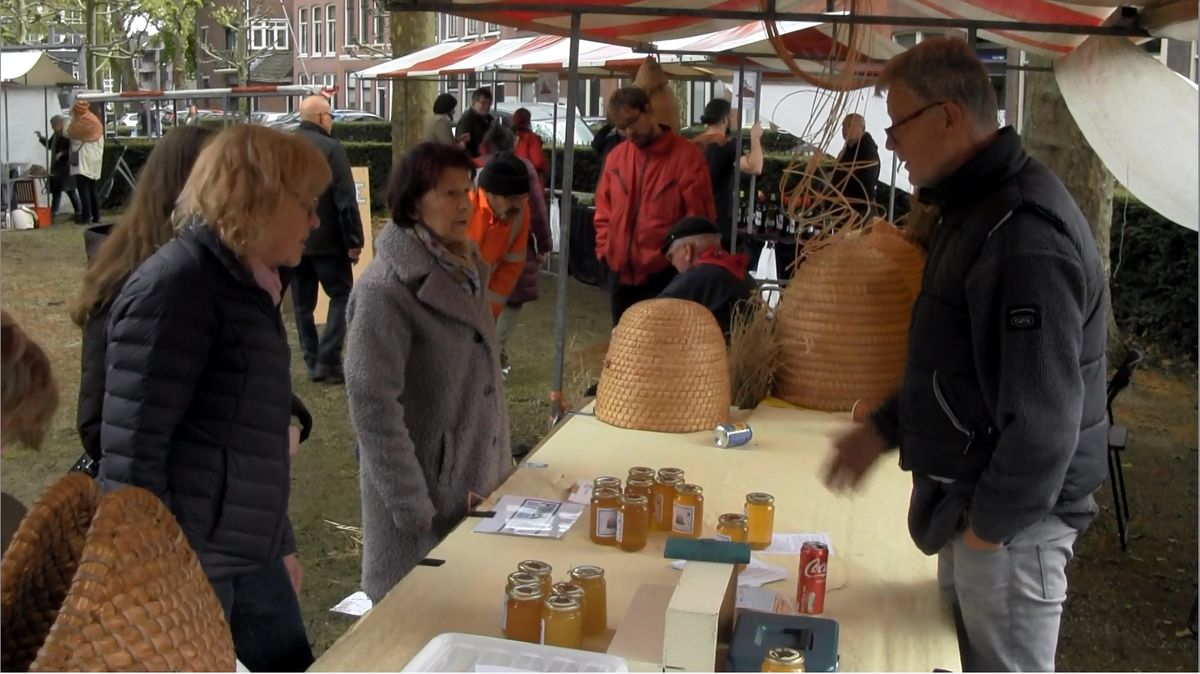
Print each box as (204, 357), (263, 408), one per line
(67, 100), (105, 224)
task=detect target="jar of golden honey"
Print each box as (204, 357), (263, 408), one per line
(762, 647), (806, 672)
(745, 492), (776, 550)
(517, 560), (553, 598)
(624, 475), (654, 501)
(716, 513), (749, 543)
(627, 466), (655, 481)
(616, 493), (650, 552)
(590, 486), (621, 545)
(568, 565), (607, 636)
(503, 583), (544, 643)
(593, 475), (622, 491)
(651, 468), (685, 531)
(672, 484), (704, 538)
(541, 595), (584, 648)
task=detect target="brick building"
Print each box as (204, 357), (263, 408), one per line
(194, 0), (295, 112)
(290, 0), (394, 115)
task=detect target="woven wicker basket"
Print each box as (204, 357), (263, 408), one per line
(775, 221), (924, 411)
(596, 298), (731, 432)
(30, 487), (235, 672)
(1, 473), (100, 672)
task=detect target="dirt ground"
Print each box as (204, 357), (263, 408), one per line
(1, 224), (1195, 670)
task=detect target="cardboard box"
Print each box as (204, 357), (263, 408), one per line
(662, 561), (738, 672)
(607, 584), (674, 672)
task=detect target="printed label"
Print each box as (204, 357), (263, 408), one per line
(501, 598), (507, 631)
(540, 618), (546, 644)
(654, 494), (664, 522)
(616, 510), (626, 542)
(714, 533), (731, 542)
(673, 504), (696, 535)
(596, 507), (617, 537)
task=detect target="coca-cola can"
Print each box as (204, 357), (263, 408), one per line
(797, 541), (829, 614)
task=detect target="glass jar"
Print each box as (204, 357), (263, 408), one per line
(616, 493), (650, 552)
(503, 583), (544, 643)
(569, 565), (607, 636)
(672, 484), (704, 538)
(652, 468), (685, 531)
(541, 595), (584, 648)
(627, 466), (656, 481)
(589, 486), (621, 545)
(716, 513), (749, 543)
(517, 560), (553, 599)
(624, 476), (654, 501)
(761, 647), (806, 672)
(593, 475), (622, 491)
(745, 492), (776, 551)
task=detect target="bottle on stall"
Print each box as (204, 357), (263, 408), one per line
(541, 595), (584, 648)
(517, 560), (554, 599)
(590, 486), (621, 545)
(651, 468), (685, 531)
(762, 647), (806, 672)
(616, 492), (650, 552)
(775, 195), (788, 231)
(787, 215), (798, 236)
(569, 565), (608, 636)
(625, 475), (654, 501)
(672, 484), (705, 538)
(745, 492), (776, 551)
(754, 191), (766, 231)
(737, 189), (748, 229)
(503, 583), (545, 644)
(551, 581), (587, 624)
(767, 193), (780, 232)
(716, 513), (749, 543)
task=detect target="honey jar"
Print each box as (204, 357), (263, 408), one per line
(569, 565), (607, 636)
(671, 484), (704, 538)
(624, 475), (654, 501)
(517, 560), (553, 598)
(616, 493), (650, 552)
(503, 583), (544, 643)
(762, 647), (806, 672)
(627, 466), (656, 481)
(589, 486), (621, 545)
(651, 468), (685, 531)
(745, 492), (776, 550)
(716, 513), (749, 543)
(541, 594), (583, 648)
(593, 475), (622, 491)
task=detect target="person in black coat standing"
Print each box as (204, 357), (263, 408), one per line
(455, 87), (494, 159)
(99, 125), (330, 672)
(830, 113), (881, 221)
(291, 95), (365, 383)
(35, 115), (80, 222)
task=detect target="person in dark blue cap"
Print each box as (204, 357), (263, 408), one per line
(657, 216), (756, 337)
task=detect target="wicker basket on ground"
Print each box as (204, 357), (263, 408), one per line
(30, 487), (234, 672)
(774, 221), (924, 412)
(596, 298), (731, 432)
(1, 473), (101, 672)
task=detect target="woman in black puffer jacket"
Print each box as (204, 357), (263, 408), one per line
(98, 124), (330, 672)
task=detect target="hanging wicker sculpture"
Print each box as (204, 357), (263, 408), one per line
(596, 298), (730, 432)
(634, 56), (680, 133)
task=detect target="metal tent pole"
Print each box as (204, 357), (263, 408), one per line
(888, 152), (897, 222)
(549, 89), (559, 199)
(730, 57), (746, 252)
(550, 12), (581, 424)
(746, 71), (762, 208)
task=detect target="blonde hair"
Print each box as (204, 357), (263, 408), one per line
(175, 124), (331, 255)
(1, 311), (59, 450)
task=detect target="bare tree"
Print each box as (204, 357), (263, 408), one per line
(197, 0), (278, 89)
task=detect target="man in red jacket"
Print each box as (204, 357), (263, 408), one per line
(595, 87), (716, 325)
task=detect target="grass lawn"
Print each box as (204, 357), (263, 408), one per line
(1, 223), (1195, 669)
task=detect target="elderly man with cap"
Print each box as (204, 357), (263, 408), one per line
(657, 216), (756, 336)
(467, 151), (532, 318)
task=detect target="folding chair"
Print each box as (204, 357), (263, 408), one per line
(1106, 348), (1143, 551)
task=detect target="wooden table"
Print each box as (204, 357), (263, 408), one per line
(312, 402), (961, 672)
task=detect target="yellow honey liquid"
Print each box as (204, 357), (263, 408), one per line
(517, 560), (553, 599)
(716, 513), (749, 543)
(672, 484), (704, 538)
(569, 565), (607, 636)
(745, 493), (776, 551)
(503, 585), (544, 644)
(541, 596), (583, 648)
(590, 486), (620, 545)
(616, 494), (649, 552)
(651, 473), (683, 531)
(624, 476), (654, 501)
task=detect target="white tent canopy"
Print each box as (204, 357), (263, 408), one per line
(1, 51), (79, 86)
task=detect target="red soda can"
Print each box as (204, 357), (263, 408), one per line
(797, 541), (829, 614)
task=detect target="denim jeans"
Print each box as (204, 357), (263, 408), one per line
(290, 254), (353, 373)
(209, 557), (314, 672)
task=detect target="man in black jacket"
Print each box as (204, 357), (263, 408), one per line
(456, 87), (494, 159)
(829, 113), (880, 220)
(657, 216), (755, 337)
(825, 38), (1107, 672)
(35, 115), (80, 222)
(292, 95), (365, 383)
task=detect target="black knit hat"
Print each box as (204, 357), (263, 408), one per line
(478, 152), (530, 197)
(661, 216), (721, 254)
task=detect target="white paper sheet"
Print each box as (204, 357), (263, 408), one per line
(331, 591), (374, 616)
(472, 495), (585, 539)
(736, 587), (797, 614)
(670, 557), (790, 587)
(567, 479), (593, 505)
(762, 533), (834, 555)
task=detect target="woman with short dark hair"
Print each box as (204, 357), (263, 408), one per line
(426, 93), (467, 150)
(346, 142), (512, 601)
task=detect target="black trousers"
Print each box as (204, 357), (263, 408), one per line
(609, 266), (677, 326)
(209, 557), (314, 672)
(76, 175), (101, 224)
(290, 254), (354, 373)
(48, 175), (80, 220)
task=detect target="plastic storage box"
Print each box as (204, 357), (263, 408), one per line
(401, 633), (629, 672)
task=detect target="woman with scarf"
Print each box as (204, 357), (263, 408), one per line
(67, 100), (105, 224)
(426, 93), (468, 150)
(345, 142), (512, 601)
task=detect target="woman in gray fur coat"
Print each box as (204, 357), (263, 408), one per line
(345, 142), (513, 602)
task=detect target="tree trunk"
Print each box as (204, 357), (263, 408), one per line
(1021, 54), (1122, 362)
(85, 0), (99, 88)
(389, 11), (436, 160)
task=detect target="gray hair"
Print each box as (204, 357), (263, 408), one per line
(875, 37), (998, 129)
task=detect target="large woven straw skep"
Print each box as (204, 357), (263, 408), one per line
(775, 220), (924, 412)
(30, 487), (235, 672)
(1, 473), (101, 672)
(596, 298), (731, 432)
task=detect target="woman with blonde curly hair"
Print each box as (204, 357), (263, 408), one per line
(98, 124), (329, 671)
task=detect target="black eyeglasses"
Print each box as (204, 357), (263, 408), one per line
(884, 100), (947, 143)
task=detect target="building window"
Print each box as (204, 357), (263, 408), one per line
(362, 82), (372, 108)
(485, 21), (499, 35)
(272, 19), (289, 49)
(298, 8), (308, 55)
(251, 20), (288, 50)
(465, 18), (478, 36)
(326, 73), (338, 107)
(345, 1), (356, 46)
(348, 74), (358, 107)
(313, 5), (323, 56)
(300, 73), (308, 85)
(201, 25), (210, 49)
(326, 4), (336, 55)
(359, 0), (370, 46)
(377, 84), (387, 117)
(250, 23), (266, 50)
(373, 11), (385, 45)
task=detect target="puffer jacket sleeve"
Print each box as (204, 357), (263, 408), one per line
(76, 304), (110, 461)
(98, 271), (215, 500)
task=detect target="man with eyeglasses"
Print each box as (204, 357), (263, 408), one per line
(594, 87), (716, 326)
(824, 38), (1107, 672)
(291, 94), (365, 384)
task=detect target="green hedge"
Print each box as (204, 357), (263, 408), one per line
(332, 122), (392, 143)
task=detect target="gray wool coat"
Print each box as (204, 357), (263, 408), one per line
(345, 224), (512, 602)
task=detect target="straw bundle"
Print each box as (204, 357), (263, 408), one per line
(774, 221), (923, 411)
(596, 299), (730, 432)
(30, 487), (234, 672)
(1, 473), (100, 672)
(728, 296), (779, 409)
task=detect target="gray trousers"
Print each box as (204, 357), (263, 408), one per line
(938, 515), (1077, 672)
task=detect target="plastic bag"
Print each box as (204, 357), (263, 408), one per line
(753, 242), (780, 310)
(549, 197), (562, 253)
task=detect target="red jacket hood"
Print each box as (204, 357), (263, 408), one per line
(695, 247), (749, 280)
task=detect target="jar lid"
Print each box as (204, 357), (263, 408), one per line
(551, 581), (585, 599)
(507, 571), (539, 587)
(626, 476), (654, 487)
(676, 483), (703, 495)
(627, 466), (655, 477)
(656, 467), (684, 478)
(659, 474), (684, 486)
(545, 594), (582, 611)
(593, 486), (621, 499)
(765, 648), (804, 665)
(718, 513), (748, 526)
(508, 583), (544, 600)
(621, 493), (648, 505)
(517, 560), (552, 576)
(746, 492), (775, 505)
(593, 475), (622, 488)
(569, 565), (605, 580)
